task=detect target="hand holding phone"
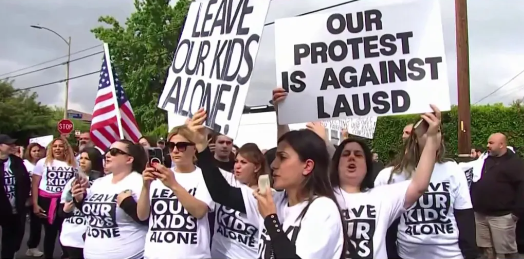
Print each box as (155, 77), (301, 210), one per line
(258, 175), (271, 195)
(414, 119), (430, 136)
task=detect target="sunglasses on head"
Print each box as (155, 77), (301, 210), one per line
(106, 148), (129, 156)
(167, 141), (195, 152)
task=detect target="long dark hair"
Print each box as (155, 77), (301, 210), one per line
(329, 138), (375, 191)
(118, 139), (147, 173)
(277, 130), (347, 257)
(80, 147), (104, 173)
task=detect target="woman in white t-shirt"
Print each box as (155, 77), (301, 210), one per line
(329, 105), (442, 259)
(137, 125), (215, 259)
(22, 142), (45, 257)
(32, 137), (77, 259)
(59, 147), (105, 259)
(71, 140), (148, 259)
(203, 142), (269, 259)
(374, 120), (477, 259)
(189, 109), (345, 259)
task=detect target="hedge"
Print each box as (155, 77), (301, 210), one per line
(371, 104), (524, 162)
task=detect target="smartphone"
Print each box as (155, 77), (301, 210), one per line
(258, 175), (271, 195)
(414, 119), (429, 136)
(147, 147), (164, 166)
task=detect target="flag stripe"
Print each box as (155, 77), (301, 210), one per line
(90, 50), (141, 151)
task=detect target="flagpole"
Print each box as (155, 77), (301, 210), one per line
(103, 43), (125, 139)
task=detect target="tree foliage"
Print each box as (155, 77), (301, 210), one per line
(0, 81), (57, 143)
(91, 0), (191, 134)
(371, 104), (524, 162)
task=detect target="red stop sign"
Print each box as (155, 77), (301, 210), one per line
(57, 119), (74, 134)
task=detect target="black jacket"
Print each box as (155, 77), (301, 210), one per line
(471, 150), (524, 217)
(0, 155), (31, 220)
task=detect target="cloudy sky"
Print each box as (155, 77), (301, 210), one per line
(1, 0), (524, 115)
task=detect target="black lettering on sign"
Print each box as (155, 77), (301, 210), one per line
(403, 181), (453, 236)
(258, 225), (300, 259)
(45, 166), (75, 193)
(160, 0), (265, 136)
(216, 204), (258, 248)
(149, 188), (198, 244)
(82, 193), (120, 239)
(342, 205), (376, 259)
(280, 9), (445, 119)
(64, 209), (87, 226)
(4, 171), (16, 199)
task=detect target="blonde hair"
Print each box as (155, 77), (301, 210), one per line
(389, 123), (449, 184)
(45, 137), (77, 167)
(167, 125), (197, 163)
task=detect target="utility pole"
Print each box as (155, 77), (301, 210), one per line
(455, 0), (472, 160)
(30, 25), (71, 119)
(65, 37), (71, 119)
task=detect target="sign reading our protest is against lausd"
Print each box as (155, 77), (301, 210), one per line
(158, 0), (270, 139)
(274, 0), (450, 125)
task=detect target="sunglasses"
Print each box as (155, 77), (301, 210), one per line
(106, 148), (129, 157)
(166, 141), (195, 152)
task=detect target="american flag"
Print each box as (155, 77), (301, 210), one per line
(90, 52), (141, 151)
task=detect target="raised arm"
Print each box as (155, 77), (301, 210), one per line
(404, 105), (442, 209)
(188, 108), (247, 213)
(273, 88), (291, 141)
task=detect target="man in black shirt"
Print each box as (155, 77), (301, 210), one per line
(212, 134), (235, 172)
(471, 133), (524, 259)
(0, 134), (31, 259)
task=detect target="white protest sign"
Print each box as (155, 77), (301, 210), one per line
(321, 117), (377, 139)
(29, 135), (53, 149)
(274, 0), (450, 124)
(158, 0), (270, 139)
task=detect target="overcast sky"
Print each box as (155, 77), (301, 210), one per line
(1, 0), (524, 114)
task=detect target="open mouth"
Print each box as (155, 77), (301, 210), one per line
(347, 163), (357, 172)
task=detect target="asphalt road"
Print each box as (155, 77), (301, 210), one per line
(0, 216), (63, 259)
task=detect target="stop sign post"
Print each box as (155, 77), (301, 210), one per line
(57, 119), (74, 134)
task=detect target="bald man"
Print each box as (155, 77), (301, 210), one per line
(402, 124), (413, 141)
(471, 133), (524, 259)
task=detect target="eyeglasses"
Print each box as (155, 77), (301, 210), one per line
(167, 141), (195, 152)
(106, 148), (129, 157)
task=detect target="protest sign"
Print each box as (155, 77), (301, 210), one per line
(29, 135), (53, 149)
(321, 117), (377, 139)
(158, 0), (270, 139)
(274, 0), (450, 124)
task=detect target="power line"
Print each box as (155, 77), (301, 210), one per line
(0, 44), (102, 77)
(16, 0), (361, 93)
(0, 51), (103, 81)
(13, 71), (100, 92)
(474, 68), (524, 104)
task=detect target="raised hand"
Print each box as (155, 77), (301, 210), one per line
(187, 108), (208, 152)
(272, 88), (288, 111)
(142, 167), (156, 188)
(421, 104), (442, 145)
(306, 122), (327, 141)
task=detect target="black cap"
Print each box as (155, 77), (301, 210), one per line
(0, 134), (16, 145)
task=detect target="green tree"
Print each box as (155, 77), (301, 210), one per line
(0, 80), (57, 143)
(91, 0), (190, 134)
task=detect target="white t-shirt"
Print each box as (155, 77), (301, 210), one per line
(82, 172), (147, 259)
(23, 159), (35, 175)
(3, 158), (16, 213)
(60, 178), (89, 248)
(144, 167), (215, 259)
(375, 162), (472, 259)
(211, 169), (262, 259)
(334, 181), (409, 259)
(258, 193), (344, 259)
(32, 158), (76, 193)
